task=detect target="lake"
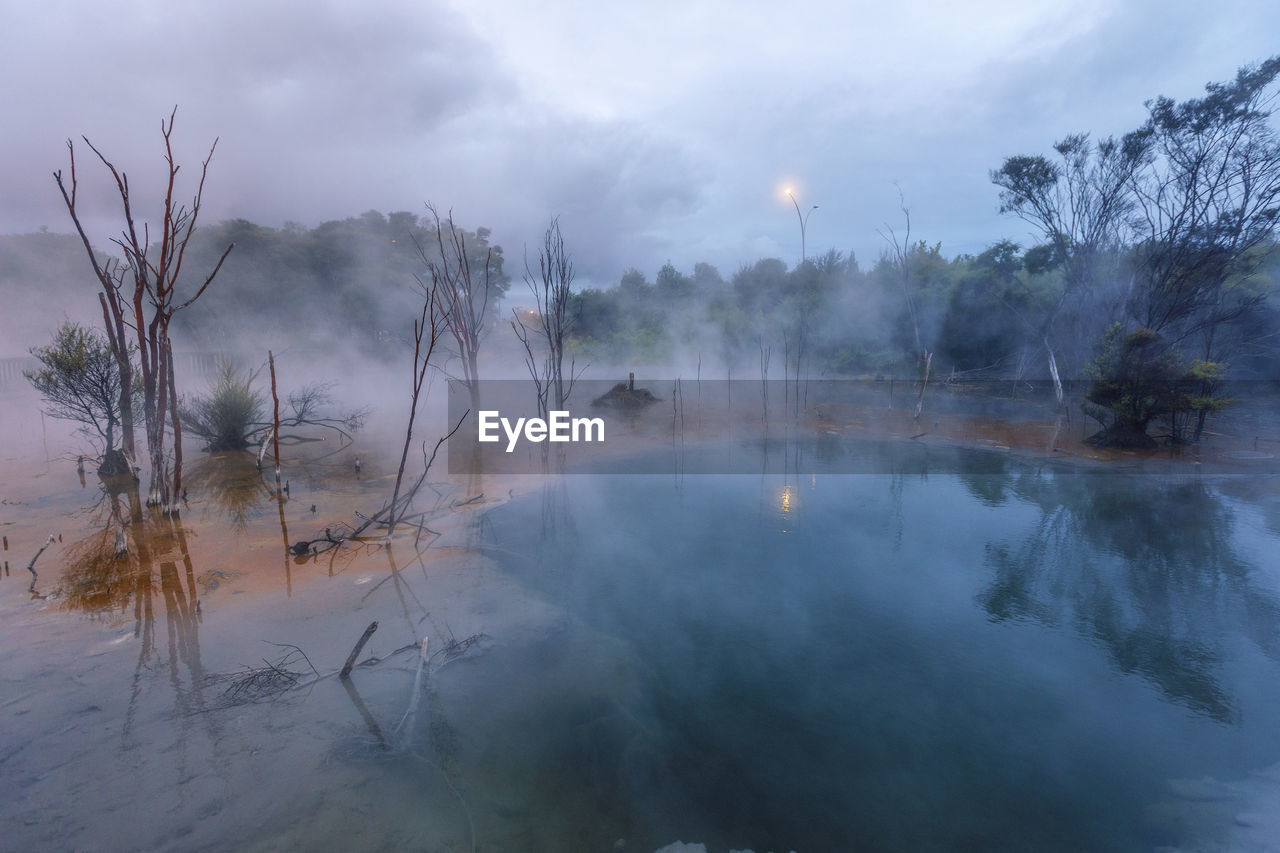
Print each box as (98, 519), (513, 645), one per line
(4, 415), (1280, 851)
(478, 439), (1280, 851)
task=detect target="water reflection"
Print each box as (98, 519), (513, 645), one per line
(183, 452), (273, 531)
(59, 482), (204, 678)
(966, 467), (1280, 723)
(481, 444), (1280, 850)
(55, 476), (214, 771)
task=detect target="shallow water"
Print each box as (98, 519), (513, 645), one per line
(5, 408), (1280, 850)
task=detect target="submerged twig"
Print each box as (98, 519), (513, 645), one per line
(265, 641), (320, 677)
(204, 647), (310, 707)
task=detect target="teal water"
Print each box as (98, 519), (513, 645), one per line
(6, 431), (1280, 851)
(482, 441), (1280, 851)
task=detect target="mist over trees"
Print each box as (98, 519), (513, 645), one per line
(993, 56), (1280, 445)
(176, 209), (511, 357)
(8, 59), (1279, 452)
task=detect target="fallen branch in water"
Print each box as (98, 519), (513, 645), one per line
(191, 640), (428, 716)
(26, 534), (55, 593)
(204, 647), (312, 708)
(340, 621), (379, 679)
(288, 412), (467, 557)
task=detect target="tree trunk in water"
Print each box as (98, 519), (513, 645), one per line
(146, 337), (171, 507)
(269, 350), (282, 479)
(913, 351), (932, 421)
(167, 339), (183, 515)
(467, 350), (481, 412)
(1045, 340), (1064, 408)
(100, 292), (136, 457)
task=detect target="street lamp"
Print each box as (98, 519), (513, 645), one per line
(785, 188), (819, 264)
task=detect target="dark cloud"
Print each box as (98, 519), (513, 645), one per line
(2, 0), (1277, 286)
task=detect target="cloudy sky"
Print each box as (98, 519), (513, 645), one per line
(2, 0), (1277, 285)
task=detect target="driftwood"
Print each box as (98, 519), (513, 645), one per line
(26, 534), (55, 593)
(193, 637), (434, 716)
(340, 621), (379, 679)
(202, 644), (316, 710)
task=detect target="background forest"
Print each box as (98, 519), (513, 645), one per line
(5, 58), (1280, 452)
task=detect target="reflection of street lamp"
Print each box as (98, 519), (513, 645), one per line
(785, 188), (819, 263)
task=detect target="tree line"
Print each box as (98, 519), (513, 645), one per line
(17, 58), (1280, 459)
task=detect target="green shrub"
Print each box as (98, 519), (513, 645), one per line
(181, 361), (264, 451)
(25, 320), (132, 453)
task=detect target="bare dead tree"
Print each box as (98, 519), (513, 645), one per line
(389, 281), (446, 535)
(512, 218), (579, 418)
(758, 339), (771, 425)
(877, 186), (926, 369)
(878, 188), (933, 419)
(54, 107), (233, 512)
(413, 204), (494, 411)
(167, 338), (184, 506)
(56, 167), (138, 470)
(511, 309), (553, 420)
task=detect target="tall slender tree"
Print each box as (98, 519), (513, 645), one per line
(512, 218), (578, 417)
(413, 203), (494, 411)
(54, 107), (233, 510)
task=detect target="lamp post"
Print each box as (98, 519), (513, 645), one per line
(786, 188), (819, 264)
